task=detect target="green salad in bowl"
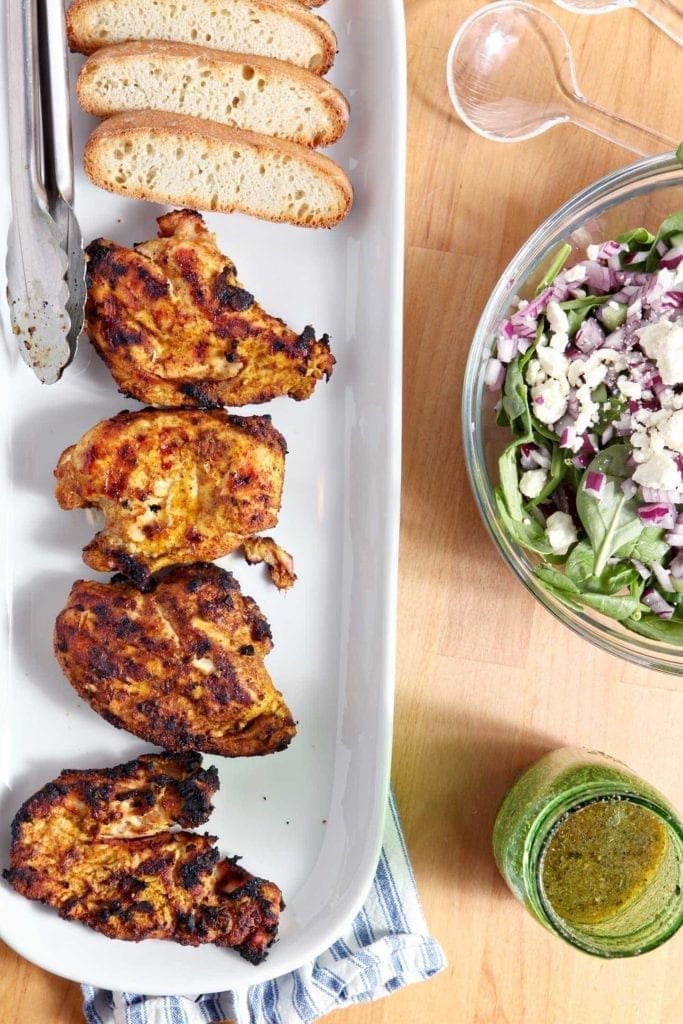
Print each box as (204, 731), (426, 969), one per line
(464, 151), (683, 672)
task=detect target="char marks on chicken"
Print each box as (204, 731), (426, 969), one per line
(85, 209), (335, 408)
(54, 408), (290, 584)
(54, 563), (296, 756)
(3, 751), (282, 963)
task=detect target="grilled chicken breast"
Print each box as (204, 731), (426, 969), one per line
(3, 751), (282, 963)
(54, 564), (296, 756)
(84, 209), (335, 408)
(54, 408), (287, 583)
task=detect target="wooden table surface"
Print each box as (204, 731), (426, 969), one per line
(3, 2), (683, 1022)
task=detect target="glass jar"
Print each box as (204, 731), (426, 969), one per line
(492, 748), (683, 957)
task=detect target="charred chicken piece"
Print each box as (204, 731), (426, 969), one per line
(84, 209), (335, 408)
(54, 408), (289, 584)
(242, 537), (297, 590)
(54, 564), (296, 756)
(2, 751), (282, 963)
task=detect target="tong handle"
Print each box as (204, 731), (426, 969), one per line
(7, 0), (46, 215)
(36, 0), (75, 207)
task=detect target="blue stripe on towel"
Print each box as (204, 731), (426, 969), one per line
(80, 791), (447, 1024)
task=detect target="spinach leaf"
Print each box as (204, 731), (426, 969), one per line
(615, 226), (654, 250)
(528, 443), (566, 507)
(564, 539), (638, 594)
(575, 445), (644, 576)
(535, 564), (580, 594)
(494, 489), (555, 555)
(559, 295), (607, 336)
(645, 210), (683, 271)
(535, 243), (572, 293)
(624, 613), (683, 645)
(498, 444), (525, 521)
(538, 571), (641, 621)
(578, 592), (642, 621)
(618, 526), (669, 564)
(501, 358), (532, 437)
(565, 540), (595, 584)
(597, 562), (640, 595)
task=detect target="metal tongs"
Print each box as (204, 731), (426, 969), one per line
(5, 0), (85, 384)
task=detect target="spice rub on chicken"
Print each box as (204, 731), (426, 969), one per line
(3, 751), (282, 963)
(54, 564), (296, 756)
(84, 209), (335, 408)
(54, 408), (289, 584)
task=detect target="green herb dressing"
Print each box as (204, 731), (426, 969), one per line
(541, 800), (670, 926)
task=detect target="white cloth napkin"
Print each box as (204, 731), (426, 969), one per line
(82, 793), (446, 1024)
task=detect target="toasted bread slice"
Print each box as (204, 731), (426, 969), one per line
(66, 0), (337, 73)
(77, 42), (349, 148)
(84, 111), (353, 227)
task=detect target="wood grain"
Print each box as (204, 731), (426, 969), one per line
(2, 1), (682, 1021)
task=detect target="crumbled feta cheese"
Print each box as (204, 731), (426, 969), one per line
(565, 264), (587, 284)
(574, 404), (599, 435)
(546, 300), (569, 335)
(549, 331), (569, 352)
(632, 450), (681, 490)
(530, 381), (568, 425)
(519, 468), (548, 498)
(568, 360), (587, 387)
(586, 244), (600, 261)
(584, 362), (608, 389)
(546, 511), (577, 555)
(658, 409), (683, 454)
(525, 358), (547, 387)
(636, 320), (683, 385)
(616, 375), (642, 400)
(537, 346), (569, 380)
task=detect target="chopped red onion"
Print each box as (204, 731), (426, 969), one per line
(530, 448), (551, 470)
(519, 444), (537, 471)
(640, 486), (679, 503)
(642, 588), (675, 619)
(559, 426), (577, 450)
(638, 504), (676, 530)
(652, 561), (675, 593)
(669, 553), (683, 579)
(584, 471), (606, 496)
(598, 240), (624, 259)
(484, 357), (506, 391)
(575, 318), (605, 353)
(631, 558), (650, 580)
(621, 478), (638, 499)
(659, 244), (683, 269)
(496, 333), (519, 364)
(661, 290), (683, 309)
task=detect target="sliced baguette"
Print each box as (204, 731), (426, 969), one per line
(77, 42), (349, 148)
(83, 111), (353, 227)
(66, 0), (337, 73)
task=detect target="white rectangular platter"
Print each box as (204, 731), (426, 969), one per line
(0, 0), (406, 995)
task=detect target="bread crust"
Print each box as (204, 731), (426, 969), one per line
(77, 41), (349, 147)
(84, 111), (353, 228)
(66, 0), (337, 74)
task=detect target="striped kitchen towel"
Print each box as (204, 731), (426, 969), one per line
(82, 792), (446, 1024)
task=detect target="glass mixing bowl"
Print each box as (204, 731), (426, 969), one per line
(462, 151), (683, 674)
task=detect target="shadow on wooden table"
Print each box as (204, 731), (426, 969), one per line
(394, 708), (559, 898)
